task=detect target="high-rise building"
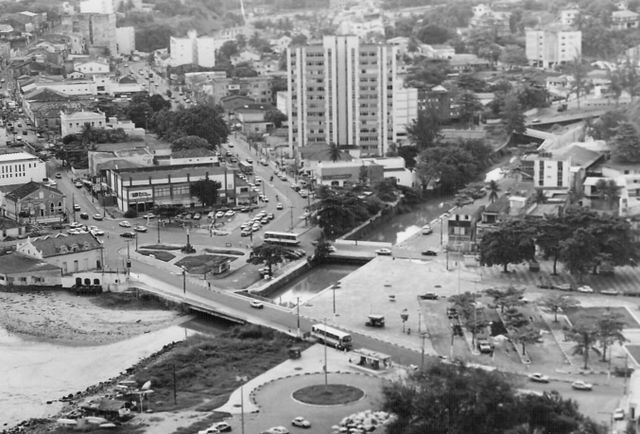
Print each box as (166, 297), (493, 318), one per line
(287, 35), (404, 157)
(169, 30), (215, 67)
(525, 26), (582, 68)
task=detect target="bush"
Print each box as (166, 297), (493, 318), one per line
(124, 208), (138, 218)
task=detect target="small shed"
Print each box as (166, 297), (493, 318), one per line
(353, 348), (392, 370)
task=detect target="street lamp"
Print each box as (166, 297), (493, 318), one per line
(181, 266), (186, 294)
(331, 282), (341, 315)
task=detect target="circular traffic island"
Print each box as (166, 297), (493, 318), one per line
(292, 384), (365, 406)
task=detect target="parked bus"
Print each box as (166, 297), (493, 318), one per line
(311, 324), (352, 350)
(263, 231), (299, 246)
(239, 160), (253, 175)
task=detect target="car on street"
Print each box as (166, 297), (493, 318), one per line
(267, 213), (275, 220)
(601, 289), (621, 296)
(250, 300), (264, 309)
(69, 221), (83, 229)
(261, 427), (289, 434)
(291, 417), (311, 428)
(261, 217), (269, 224)
(614, 408), (625, 421)
(119, 220), (132, 228)
(79, 212), (89, 220)
(211, 422), (232, 432)
(528, 373), (550, 383)
(143, 213), (156, 219)
(276, 203), (284, 210)
(252, 224), (260, 232)
(240, 230), (252, 237)
(375, 248), (392, 256)
(74, 181), (83, 188)
(576, 285), (594, 293)
(134, 225), (148, 232)
(120, 231), (136, 238)
(419, 293), (438, 300)
(93, 213), (104, 220)
(421, 250), (438, 256)
(73, 204), (81, 211)
(555, 283), (573, 291)
(192, 213), (201, 220)
(215, 211), (225, 218)
(54, 173), (62, 179)
(225, 210), (235, 217)
(571, 380), (593, 391)
(422, 224), (433, 235)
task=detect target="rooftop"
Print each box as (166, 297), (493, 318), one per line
(112, 163), (225, 181)
(0, 253), (59, 274)
(6, 181), (63, 202)
(28, 232), (102, 257)
(171, 148), (216, 159)
(0, 152), (41, 163)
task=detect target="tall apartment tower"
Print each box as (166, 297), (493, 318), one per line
(287, 35), (398, 157)
(525, 26), (582, 68)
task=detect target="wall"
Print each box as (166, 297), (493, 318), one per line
(0, 159), (46, 188)
(62, 270), (128, 291)
(0, 268), (61, 286)
(47, 249), (102, 274)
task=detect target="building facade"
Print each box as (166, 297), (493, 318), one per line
(287, 35), (402, 157)
(5, 181), (66, 223)
(17, 232), (103, 274)
(525, 27), (582, 68)
(0, 253), (61, 287)
(116, 26), (135, 55)
(169, 30), (215, 67)
(60, 110), (106, 137)
(0, 152), (46, 187)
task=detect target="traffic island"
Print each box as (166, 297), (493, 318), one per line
(292, 384), (365, 405)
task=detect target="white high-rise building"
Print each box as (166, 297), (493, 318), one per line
(287, 35), (403, 157)
(79, 0), (114, 14)
(116, 26), (135, 56)
(169, 30), (216, 67)
(525, 26), (582, 68)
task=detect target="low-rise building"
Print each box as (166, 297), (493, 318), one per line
(448, 204), (484, 252)
(612, 9), (640, 30)
(0, 152), (47, 188)
(0, 253), (61, 287)
(17, 232), (103, 273)
(4, 181), (66, 223)
(60, 110), (106, 137)
(315, 160), (384, 188)
(73, 60), (110, 76)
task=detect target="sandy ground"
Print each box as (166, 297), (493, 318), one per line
(0, 290), (182, 346)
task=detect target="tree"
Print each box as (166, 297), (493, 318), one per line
(567, 321), (599, 369)
(534, 215), (569, 275)
(312, 235), (332, 263)
(456, 91), (482, 126)
(415, 24), (452, 44)
(148, 94), (171, 112)
(540, 295), (579, 323)
(247, 243), (286, 276)
(567, 57), (588, 109)
(590, 110), (626, 140)
(406, 109), (441, 150)
(80, 123), (94, 146)
(621, 56), (640, 102)
(236, 34), (247, 50)
(171, 135), (211, 152)
(358, 164), (369, 185)
(328, 142), (341, 162)
(559, 228), (600, 281)
(595, 178), (620, 211)
(416, 146), (479, 193)
(596, 310), (627, 362)
(397, 145), (419, 170)
(265, 109), (287, 128)
(533, 188), (546, 204)
(512, 326), (542, 356)
(218, 40), (239, 61)
(479, 220), (535, 272)
(189, 179), (221, 207)
(500, 45), (528, 66)
(486, 286), (525, 313)
(501, 93), (526, 135)
(151, 104), (229, 148)
(611, 121), (640, 163)
(487, 180), (500, 203)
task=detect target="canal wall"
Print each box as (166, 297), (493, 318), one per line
(341, 203), (398, 241)
(249, 260), (312, 298)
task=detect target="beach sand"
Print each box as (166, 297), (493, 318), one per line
(0, 289), (183, 346)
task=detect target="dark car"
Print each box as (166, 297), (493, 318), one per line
(79, 212), (89, 220)
(120, 231), (136, 238)
(419, 293), (438, 300)
(421, 250), (438, 256)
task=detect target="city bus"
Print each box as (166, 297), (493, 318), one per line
(239, 160), (253, 175)
(311, 324), (353, 350)
(263, 231), (300, 246)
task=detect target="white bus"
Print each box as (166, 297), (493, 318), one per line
(311, 324), (353, 350)
(263, 231), (300, 246)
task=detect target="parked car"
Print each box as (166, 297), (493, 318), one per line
(73, 204), (81, 211)
(421, 224), (433, 235)
(90, 228), (105, 236)
(225, 210), (235, 217)
(477, 340), (493, 354)
(142, 213), (156, 219)
(93, 213), (104, 221)
(421, 250), (438, 256)
(134, 225), (148, 232)
(250, 300), (264, 309)
(375, 248), (392, 256)
(79, 212), (89, 220)
(528, 373), (550, 383)
(600, 289), (621, 296)
(215, 211), (225, 218)
(276, 203), (284, 210)
(291, 417), (311, 428)
(192, 213), (201, 220)
(54, 172), (62, 179)
(119, 220), (131, 228)
(120, 231), (136, 238)
(571, 380), (593, 391)
(74, 181), (83, 188)
(261, 427), (289, 434)
(211, 422), (232, 432)
(576, 285), (594, 293)
(419, 293), (438, 300)
(555, 283), (573, 291)
(614, 408), (625, 421)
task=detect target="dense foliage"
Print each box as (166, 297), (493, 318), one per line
(151, 104), (229, 148)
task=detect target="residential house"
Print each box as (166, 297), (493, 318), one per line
(560, 8), (580, 26)
(419, 44), (455, 59)
(449, 54), (491, 72)
(448, 204), (485, 252)
(0, 253), (61, 287)
(475, 195), (510, 243)
(74, 60), (110, 76)
(612, 9), (640, 29)
(60, 110), (106, 137)
(235, 103), (275, 136)
(156, 148), (219, 166)
(17, 232), (103, 273)
(5, 181), (65, 223)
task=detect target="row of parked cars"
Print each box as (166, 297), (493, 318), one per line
(240, 211), (275, 236)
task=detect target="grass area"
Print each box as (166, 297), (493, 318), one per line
(292, 384), (364, 405)
(565, 306), (639, 328)
(204, 248), (245, 256)
(133, 325), (309, 412)
(87, 292), (169, 311)
(138, 250), (176, 262)
(175, 254), (237, 274)
(140, 244), (182, 251)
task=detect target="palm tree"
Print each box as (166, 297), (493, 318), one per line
(596, 310), (627, 362)
(533, 188), (546, 204)
(328, 142), (340, 162)
(487, 180), (500, 203)
(595, 178), (620, 211)
(567, 322), (598, 369)
(80, 123), (94, 147)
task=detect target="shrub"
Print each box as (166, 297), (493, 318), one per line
(124, 208), (138, 218)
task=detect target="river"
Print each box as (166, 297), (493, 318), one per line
(360, 195), (455, 245)
(0, 318), (230, 429)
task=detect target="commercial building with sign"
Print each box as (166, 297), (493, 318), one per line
(104, 163), (252, 211)
(315, 160), (384, 188)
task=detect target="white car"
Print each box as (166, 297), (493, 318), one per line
(577, 285), (594, 293)
(571, 380), (593, 391)
(601, 289), (621, 296)
(614, 408), (625, 420)
(422, 224), (433, 235)
(291, 417), (311, 428)
(262, 427), (289, 434)
(276, 203), (284, 210)
(119, 221), (131, 228)
(143, 213), (156, 219)
(250, 300), (264, 309)
(91, 228), (105, 236)
(225, 210), (235, 217)
(528, 373), (550, 383)
(215, 211), (225, 218)
(375, 248), (392, 256)
(134, 225), (148, 233)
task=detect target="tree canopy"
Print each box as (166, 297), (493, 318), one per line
(247, 243), (287, 275)
(190, 179), (221, 207)
(171, 135), (211, 152)
(151, 104), (229, 148)
(479, 219), (535, 272)
(611, 121), (640, 163)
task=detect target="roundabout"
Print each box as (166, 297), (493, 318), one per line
(292, 384), (365, 406)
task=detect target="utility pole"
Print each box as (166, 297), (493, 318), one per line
(172, 363), (177, 405)
(182, 268), (186, 294)
(421, 332), (427, 370)
(157, 220), (160, 243)
(296, 296), (300, 337)
(289, 205), (294, 231)
(323, 317), (328, 388)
